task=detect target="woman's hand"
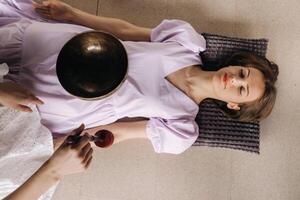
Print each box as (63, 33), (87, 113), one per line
(33, 0), (75, 21)
(46, 124), (93, 179)
(0, 82), (44, 112)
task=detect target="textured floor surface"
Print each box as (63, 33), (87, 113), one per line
(52, 0), (300, 200)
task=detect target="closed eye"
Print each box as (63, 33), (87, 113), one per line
(239, 86), (245, 95)
(240, 69), (245, 79)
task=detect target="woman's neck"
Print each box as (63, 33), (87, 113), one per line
(166, 66), (219, 104)
(185, 66), (217, 104)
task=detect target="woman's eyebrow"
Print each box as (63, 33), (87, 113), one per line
(247, 85), (249, 96)
(246, 69), (250, 96)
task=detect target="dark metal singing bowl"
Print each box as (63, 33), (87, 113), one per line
(56, 31), (128, 100)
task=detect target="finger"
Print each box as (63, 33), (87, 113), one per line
(24, 95), (44, 105)
(80, 143), (92, 158)
(83, 148), (93, 164)
(35, 98), (44, 105)
(35, 9), (51, 17)
(63, 124), (86, 145)
(33, 0), (50, 7)
(20, 97), (38, 105)
(29, 95), (44, 105)
(75, 133), (90, 150)
(32, 1), (42, 8)
(34, 6), (50, 13)
(42, 1), (51, 7)
(15, 104), (32, 112)
(33, 2), (50, 11)
(34, 6), (51, 14)
(42, 13), (53, 20)
(35, 9), (52, 19)
(71, 124), (85, 136)
(85, 156), (93, 169)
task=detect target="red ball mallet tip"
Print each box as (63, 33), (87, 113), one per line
(94, 129), (114, 148)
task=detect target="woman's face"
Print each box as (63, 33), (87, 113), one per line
(212, 66), (265, 105)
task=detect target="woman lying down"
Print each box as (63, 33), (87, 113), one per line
(0, 0), (278, 154)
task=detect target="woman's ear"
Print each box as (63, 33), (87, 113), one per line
(227, 102), (240, 110)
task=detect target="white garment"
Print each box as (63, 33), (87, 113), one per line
(0, 106), (56, 200)
(0, 63), (9, 82)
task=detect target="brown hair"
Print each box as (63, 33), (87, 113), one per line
(202, 51), (279, 122)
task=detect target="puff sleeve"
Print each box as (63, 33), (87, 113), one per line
(150, 19), (206, 77)
(151, 19), (206, 53)
(146, 117), (199, 154)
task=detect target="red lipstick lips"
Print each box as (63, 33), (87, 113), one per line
(223, 73), (228, 88)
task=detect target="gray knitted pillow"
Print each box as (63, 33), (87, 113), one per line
(192, 33), (268, 154)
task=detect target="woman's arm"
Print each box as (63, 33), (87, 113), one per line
(85, 119), (149, 144)
(3, 161), (61, 200)
(4, 125), (93, 200)
(70, 9), (151, 41)
(34, 0), (151, 41)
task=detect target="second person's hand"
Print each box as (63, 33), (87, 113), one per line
(45, 124), (94, 179)
(0, 82), (44, 112)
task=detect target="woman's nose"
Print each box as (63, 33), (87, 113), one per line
(230, 76), (246, 87)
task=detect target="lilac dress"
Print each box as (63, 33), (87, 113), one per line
(0, 0), (206, 154)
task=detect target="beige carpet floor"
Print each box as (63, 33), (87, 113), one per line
(51, 0), (300, 200)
